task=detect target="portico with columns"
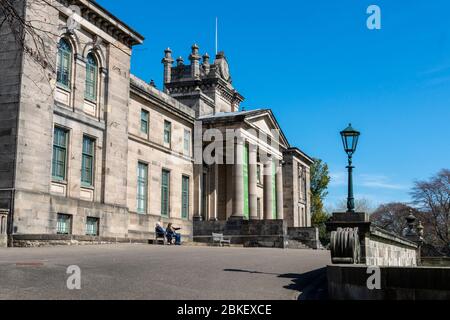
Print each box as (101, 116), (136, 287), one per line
(192, 110), (288, 223)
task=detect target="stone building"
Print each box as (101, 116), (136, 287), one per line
(0, 0), (313, 247)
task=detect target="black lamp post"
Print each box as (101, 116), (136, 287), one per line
(340, 124), (361, 213)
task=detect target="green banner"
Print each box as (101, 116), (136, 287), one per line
(272, 159), (277, 219)
(243, 144), (249, 219)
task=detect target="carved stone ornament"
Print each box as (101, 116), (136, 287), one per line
(330, 227), (361, 264)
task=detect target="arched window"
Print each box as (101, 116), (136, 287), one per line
(56, 38), (72, 89)
(85, 52), (98, 102)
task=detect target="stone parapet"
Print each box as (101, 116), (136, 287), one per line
(12, 234), (148, 247)
(328, 264), (450, 300)
(193, 219), (287, 248)
(287, 227), (321, 249)
(327, 212), (419, 266)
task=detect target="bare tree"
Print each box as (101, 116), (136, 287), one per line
(370, 202), (418, 235)
(333, 197), (376, 214)
(411, 169), (450, 255)
(1, 0), (56, 71)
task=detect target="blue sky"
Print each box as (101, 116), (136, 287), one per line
(97, 0), (450, 208)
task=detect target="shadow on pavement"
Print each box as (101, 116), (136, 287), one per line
(223, 267), (328, 300)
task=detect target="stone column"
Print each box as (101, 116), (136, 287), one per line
(209, 163), (218, 220)
(193, 164), (203, 221)
(275, 160), (284, 220)
(232, 140), (244, 219)
(248, 144), (258, 219)
(263, 157), (273, 220)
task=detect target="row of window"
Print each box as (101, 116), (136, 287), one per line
(56, 38), (99, 102)
(137, 162), (190, 219)
(140, 109), (191, 155)
(52, 127), (95, 186)
(57, 214), (99, 236)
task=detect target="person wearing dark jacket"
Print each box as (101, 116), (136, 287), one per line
(166, 223), (181, 245)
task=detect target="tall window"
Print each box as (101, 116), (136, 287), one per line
(56, 38), (72, 89)
(137, 162), (148, 214)
(140, 109), (149, 134)
(161, 169), (170, 217)
(86, 217), (99, 236)
(57, 213), (71, 234)
(181, 175), (189, 219)
(52, 127), (68, 181)
(81, 135), (95, 187)
(164, 120), (171, 145)
(183, 129), (190, 155)
(85, 52), (98, 101)
(257, 165), (261, 184)
(298, 164), (307, 202)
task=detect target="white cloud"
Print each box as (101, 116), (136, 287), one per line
(358, 174), (408, 190)
(329, 171), (346, 187)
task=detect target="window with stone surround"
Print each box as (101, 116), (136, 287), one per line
(52, 127), (68, 181)
(81, 135), (95, 187)
(85, 217), (99, 236)
(181, 175), (189, 219)
(298, 164), (307, 203)
(85, 52), (98, 102)
(56, 38), (72, 90)
(137, 162), (148, 214)
(183, 129), (190, 156)
(141, 109), (149, 135)
(161, 169), (170, 217)
(164, 120), (171, 145)
(57, 213), (71, 235)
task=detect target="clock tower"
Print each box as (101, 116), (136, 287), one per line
(161, 45), (244, 116)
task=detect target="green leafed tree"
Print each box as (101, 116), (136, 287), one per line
(310, 158), (331, 245)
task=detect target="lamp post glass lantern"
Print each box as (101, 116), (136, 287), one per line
(340, 124), (360, 213)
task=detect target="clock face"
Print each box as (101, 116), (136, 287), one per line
(220, 59), (230, 81)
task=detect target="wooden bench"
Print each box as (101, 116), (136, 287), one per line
(212, 233), (231, 247)
(155, 232), (167, 245)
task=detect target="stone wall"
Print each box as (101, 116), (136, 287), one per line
(365, 226), (418, 267)
(287, 227), (320, 249)
(12, 234), (148, 247)
(327, 264), (450, 300)
(0, 0), (25, 214)
(327, 212), (418, 266)
(13, 189), (129, 237)
(128, 212), (193, 242)
(282, 150), (312, 228)
(193, 219), (287, 248)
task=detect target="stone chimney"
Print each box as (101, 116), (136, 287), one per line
(161, 48), (174, 93)
(189, 44), (201, 79)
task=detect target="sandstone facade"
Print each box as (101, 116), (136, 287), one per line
(0, 0), (313, 246)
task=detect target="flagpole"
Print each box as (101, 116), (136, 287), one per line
(215, 17), (218, 55)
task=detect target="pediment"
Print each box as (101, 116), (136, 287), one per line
(245, 111), (289, 148)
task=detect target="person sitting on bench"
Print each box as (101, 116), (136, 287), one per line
(155, 222), (166, 238)
(166, 223), (181, 245)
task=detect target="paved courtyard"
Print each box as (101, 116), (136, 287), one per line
(0, 244), (330, 300)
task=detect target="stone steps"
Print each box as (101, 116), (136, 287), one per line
(286, 239), (313, 250)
